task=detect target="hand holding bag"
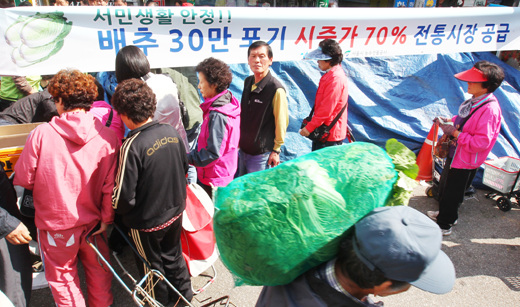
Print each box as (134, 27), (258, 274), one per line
(434, 133), (455, 159)
(433, 100), (490, 159)
(300, 102), (348, 143)
(300, 117), (331, 143)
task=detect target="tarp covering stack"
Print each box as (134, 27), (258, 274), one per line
(227, 52), (520, 186)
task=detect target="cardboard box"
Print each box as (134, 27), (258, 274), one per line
(0, 123), (43, 177)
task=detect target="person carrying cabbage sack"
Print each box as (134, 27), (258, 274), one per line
(256, 206), (456, 307)
(213, 140), (419, 287)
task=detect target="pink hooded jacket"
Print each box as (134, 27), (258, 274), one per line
(450, 93), (502, 169)
(188, 90), (240, 187)
(14, 112), (119, 231)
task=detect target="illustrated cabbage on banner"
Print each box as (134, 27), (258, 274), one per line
(4, 12), (72, 67)
(213, 140), (418, 286)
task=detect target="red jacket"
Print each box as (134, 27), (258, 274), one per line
(306, 65), (349, 142)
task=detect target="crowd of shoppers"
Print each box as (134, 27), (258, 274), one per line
(0, 35), (507, 307)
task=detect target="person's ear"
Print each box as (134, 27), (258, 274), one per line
(373, 280), (411, 297)
(373, 280), (393, 296)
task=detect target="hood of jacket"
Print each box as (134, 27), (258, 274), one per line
(200, 90), (240, 119)
(49, 111), (102, 146)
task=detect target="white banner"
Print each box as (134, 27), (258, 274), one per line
(1, 6), (519, 75)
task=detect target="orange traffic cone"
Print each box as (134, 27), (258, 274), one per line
(415, 123), (439, 181)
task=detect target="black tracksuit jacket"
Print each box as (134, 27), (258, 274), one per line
(112, 121), (188, 229)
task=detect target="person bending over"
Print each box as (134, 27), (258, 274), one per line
(256, 206), (455, 307)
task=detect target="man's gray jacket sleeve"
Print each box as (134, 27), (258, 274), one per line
(0, 207), (20, 239)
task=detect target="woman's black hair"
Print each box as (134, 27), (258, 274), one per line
(319, 39), (343, 67)
(115, 45), (151, 83)
(474, 60), (505, 93)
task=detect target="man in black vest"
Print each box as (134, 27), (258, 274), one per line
(256, 206), (456, 307)
(239, 41), (289, 176)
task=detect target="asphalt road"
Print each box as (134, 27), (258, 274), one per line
(29, 184), (520, 306)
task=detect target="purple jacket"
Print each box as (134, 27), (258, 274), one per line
(450, 93), (502, 169)
(188, 90), (240, 187)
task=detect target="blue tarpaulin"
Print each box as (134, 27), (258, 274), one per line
(227, 52), (520, 187)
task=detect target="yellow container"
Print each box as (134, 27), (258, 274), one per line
(0, 146), (24, 178)
(0, 123), (43, 177)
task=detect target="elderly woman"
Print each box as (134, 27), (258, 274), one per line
(189, 57), (240, 198)
(300, 39), (349, 151)
(428, 60), (504, 236)
(14, 69), (119, 307)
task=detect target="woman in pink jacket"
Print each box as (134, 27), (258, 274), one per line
(14, 69), (119, 307)
(188, 57), (240, 198)
(428, 61), (504, 236)
(300, 39), (349, 151)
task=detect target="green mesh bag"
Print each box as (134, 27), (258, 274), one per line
(213, 140), (417, 286)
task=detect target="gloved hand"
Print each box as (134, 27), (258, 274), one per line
(440, 123), (457, 136)
(433, 116), (450, 124)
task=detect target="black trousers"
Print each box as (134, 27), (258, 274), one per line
(0, 238), (32, 307)
(437, 157), (477, 230)
(311, 140), (344, 152)
(129, 218), (193, 305)
(198, 181), (213, 199)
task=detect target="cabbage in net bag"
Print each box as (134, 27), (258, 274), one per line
(213, 140), (417, 286)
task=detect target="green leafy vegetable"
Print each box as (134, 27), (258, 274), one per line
(20, 39), (63, 63)
(11, 47), (32, 68)
(20, 12), (72, 48)
(4, 16), (28, 48)
(4, 12), (72, 67)
(385, 138), (418, 207)
(213, 142), (400, 286)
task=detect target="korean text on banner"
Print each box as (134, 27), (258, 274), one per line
(0, 7), (519, 75)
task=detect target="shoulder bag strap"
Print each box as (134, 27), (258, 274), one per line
(306, 105), (315, 118)
(458, 100), (490, 132)
(306, 100), (347, 127)
(327, 102), (348, 130)
(105, 107), (113, 128)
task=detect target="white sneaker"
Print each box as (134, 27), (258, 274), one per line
(426, 211), (457, 225)
(441, 228), (452, 236)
